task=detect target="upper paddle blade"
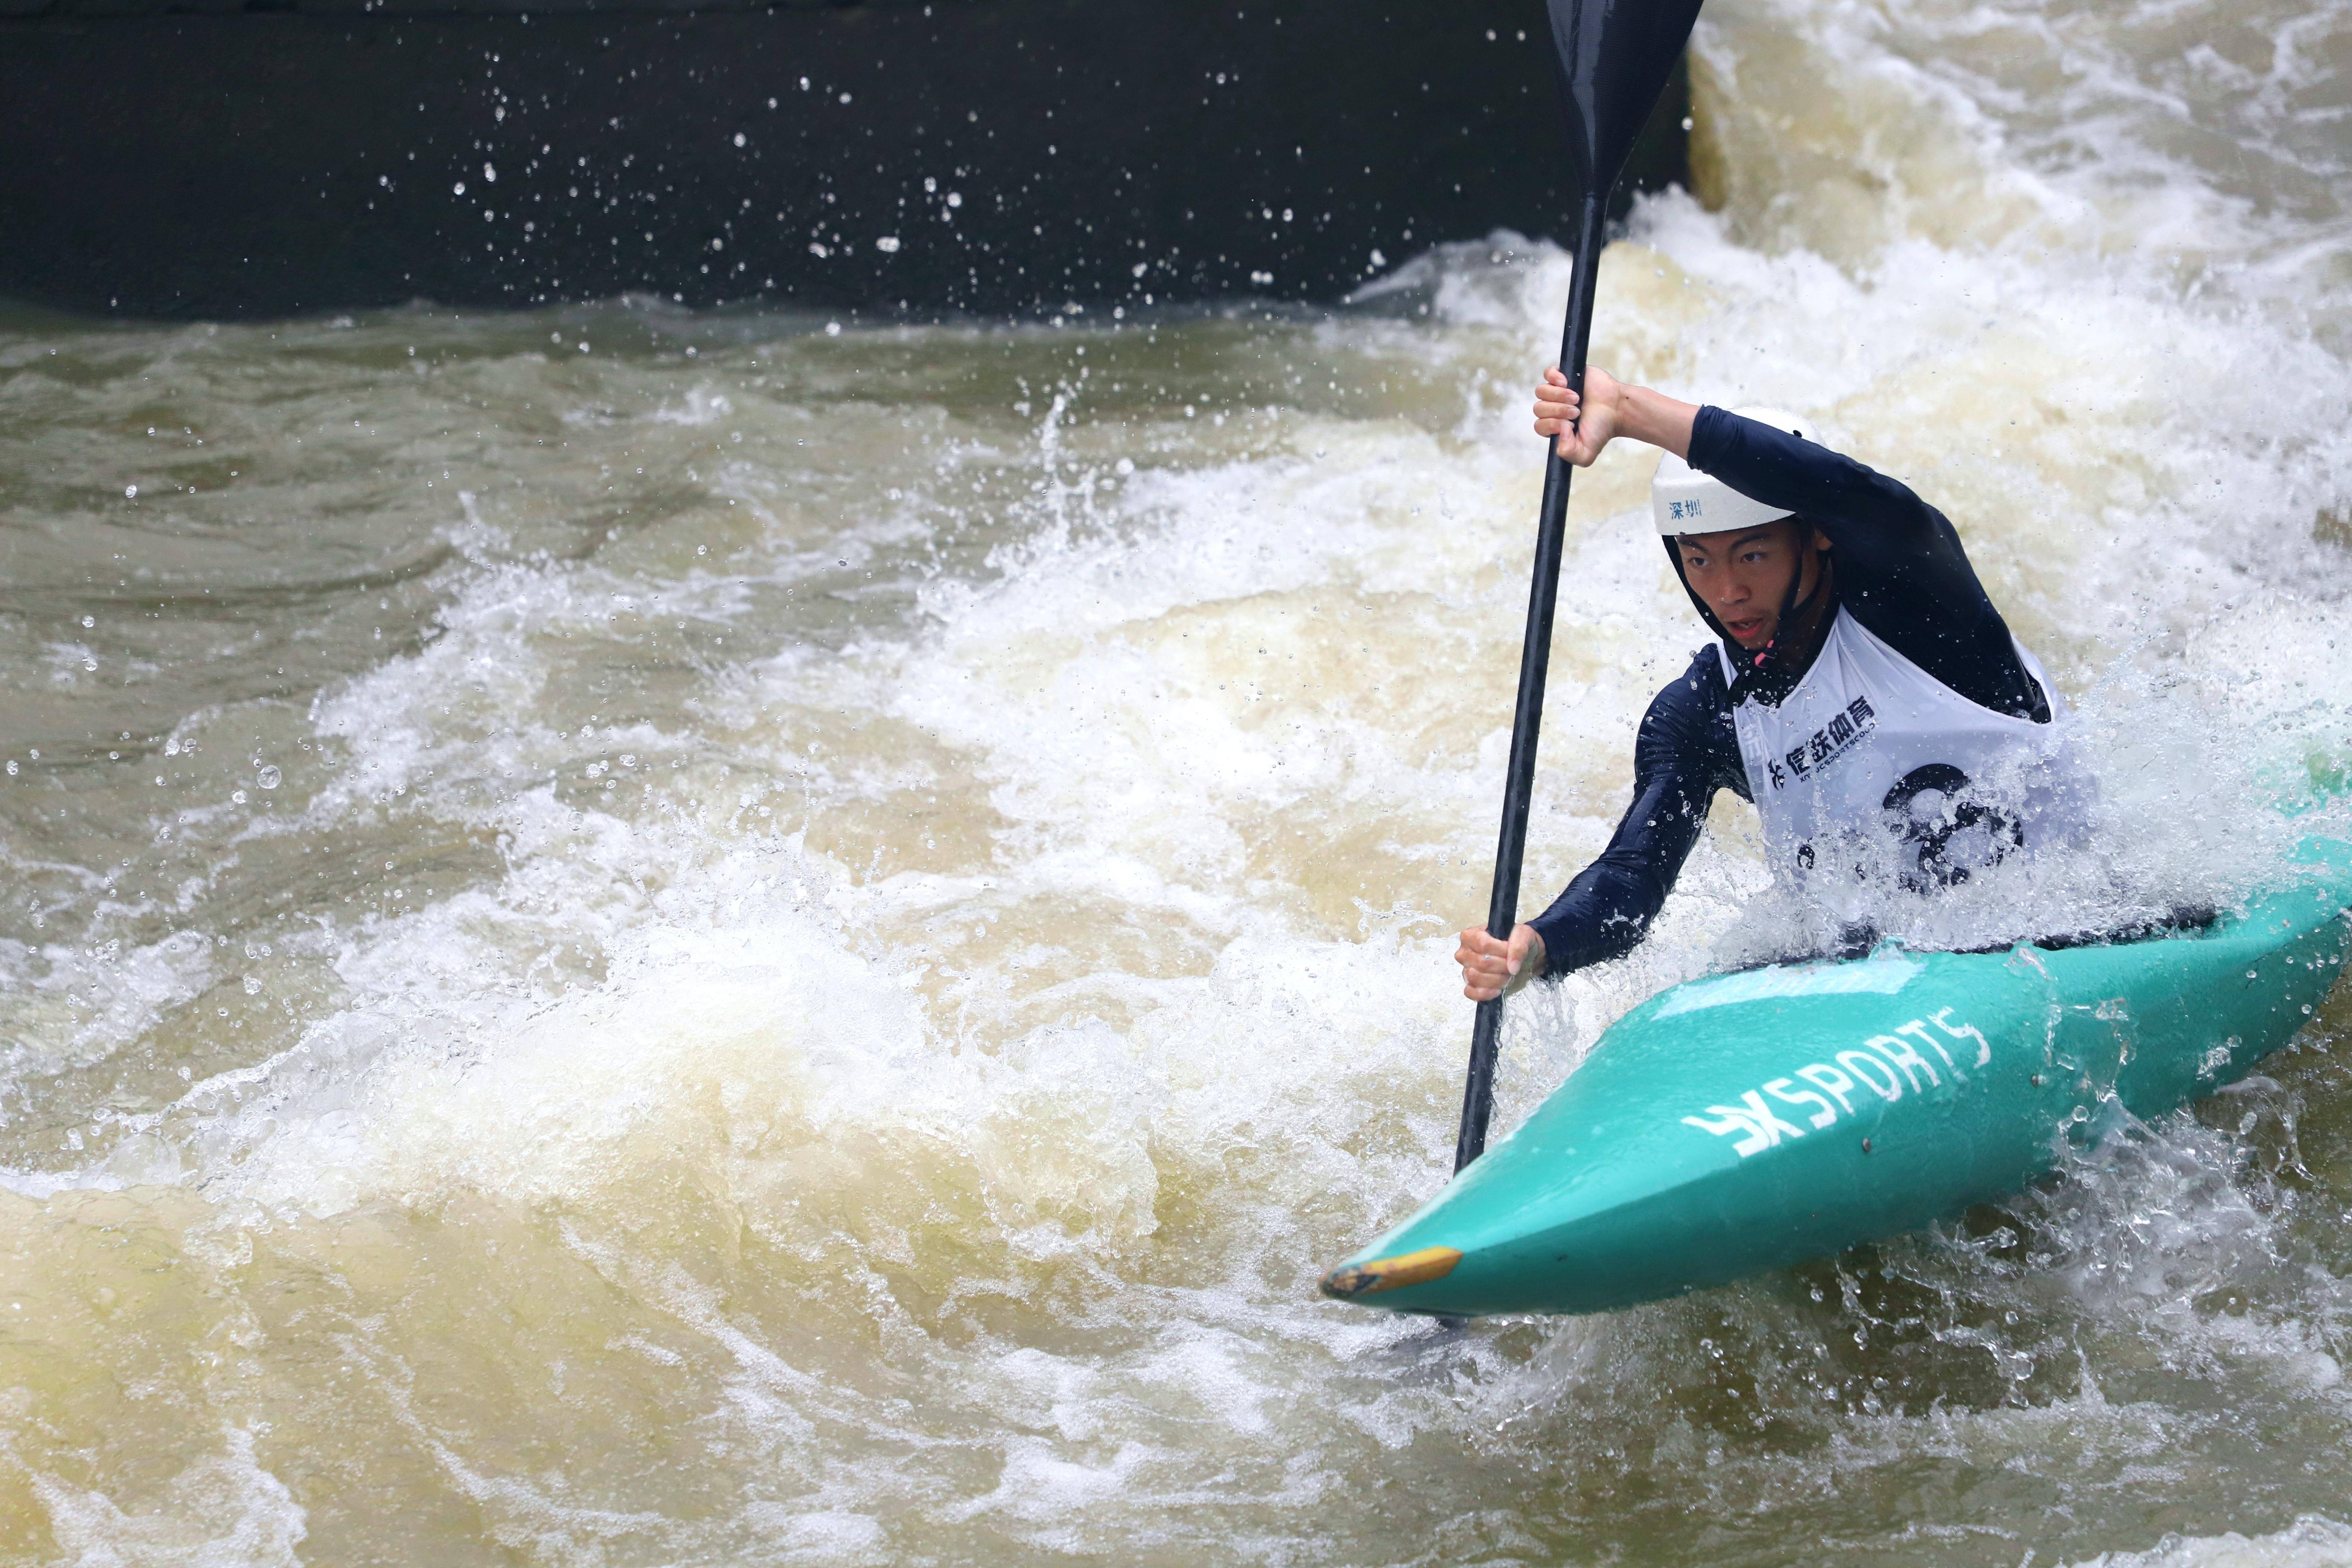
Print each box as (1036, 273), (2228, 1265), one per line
(1546, 0), (1707, 192)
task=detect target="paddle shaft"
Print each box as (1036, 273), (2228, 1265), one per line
(1453, 191), (1609, 1174)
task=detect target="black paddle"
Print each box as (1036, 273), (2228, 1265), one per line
(1453, 0), (1707, 1173)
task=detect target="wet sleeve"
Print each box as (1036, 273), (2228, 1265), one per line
(1685, 405), (1974, 595)
(1525, 652), (1747, 978)
(1684, 407), (2048, 721)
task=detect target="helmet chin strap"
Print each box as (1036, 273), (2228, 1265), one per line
(1724, 535), (1828, 707)
(1747, 541), (1824, 669)
(1660, 521), (1831, 706)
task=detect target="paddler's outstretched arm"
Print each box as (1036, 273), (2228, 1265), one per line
(1537, 365), (1953, 573)
(1457, 650), (1748, 998)
(1533, 365), (1697, 464)
(1680, 409), (2050, 721)
(1539, 369), (2047, 722)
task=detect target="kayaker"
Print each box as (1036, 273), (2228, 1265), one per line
(1457, 366), (2087, 1001)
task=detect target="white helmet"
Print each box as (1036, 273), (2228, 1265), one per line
(1650, 407), (1813, 535)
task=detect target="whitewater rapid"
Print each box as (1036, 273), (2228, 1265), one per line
(2, 0), (2350, 1560)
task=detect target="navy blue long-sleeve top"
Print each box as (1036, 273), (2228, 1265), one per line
(1524, 406), (2046, 975)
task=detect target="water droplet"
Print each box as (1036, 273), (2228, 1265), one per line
(243, 975), (263, 995)
(257, 766), (282, 790)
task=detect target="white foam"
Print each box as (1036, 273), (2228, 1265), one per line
(2069, 1516), (2352, 1568)
(29, 1427), (307, 1568)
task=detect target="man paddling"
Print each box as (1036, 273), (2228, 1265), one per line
(1458, 366), (2087, 1001)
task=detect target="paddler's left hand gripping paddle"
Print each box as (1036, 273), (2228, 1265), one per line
(1323, 0), (1706, 1307)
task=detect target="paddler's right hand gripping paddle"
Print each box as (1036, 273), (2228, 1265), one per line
(1453, 0), (1707, 1174)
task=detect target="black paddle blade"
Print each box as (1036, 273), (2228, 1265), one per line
(1546, 0), (1707, 194)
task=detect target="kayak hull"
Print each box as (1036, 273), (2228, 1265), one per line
(1326, 838), (2352, 1318)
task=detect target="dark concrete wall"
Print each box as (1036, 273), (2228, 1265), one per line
(0, 0), (1688, 319)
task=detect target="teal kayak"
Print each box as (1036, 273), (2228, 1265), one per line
(1321, 834), (2352, 1318)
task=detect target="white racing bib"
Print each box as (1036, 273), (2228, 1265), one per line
(1720, 609), (2091, 890)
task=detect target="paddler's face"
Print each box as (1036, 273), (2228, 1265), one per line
(1675, 520), (1828, 649)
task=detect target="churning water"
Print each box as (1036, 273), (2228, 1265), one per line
(4, 0), (2352, 1560)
